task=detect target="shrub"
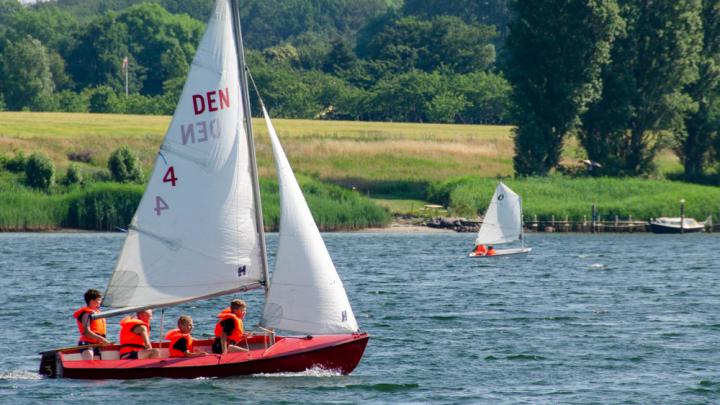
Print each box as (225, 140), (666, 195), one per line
(108, 145), (143, 183)
(64, 163), (83, 186)
(87, 86), (122, 113)
(25, 153), (55, 190)
(5, 151), (27, 172)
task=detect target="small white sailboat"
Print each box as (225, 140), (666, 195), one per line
(39, 0), (367, 379)
(468, 182), (531, 258)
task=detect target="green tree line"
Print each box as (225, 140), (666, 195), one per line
(0, 0), (718, 180)
(0, 0), (510, 124)
(507, 0), (720, 180)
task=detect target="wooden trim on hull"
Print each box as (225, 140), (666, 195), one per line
(56, 334), (369, 380)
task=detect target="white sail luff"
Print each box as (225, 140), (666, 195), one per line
(475, 182), (523, 245)
(260, 107), (358, 334)
(104, 0), (263, 309)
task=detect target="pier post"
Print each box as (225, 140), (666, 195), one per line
(680, 199), (685, 234)
(591, 204), (597, 233)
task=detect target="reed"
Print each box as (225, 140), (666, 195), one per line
(434, 176), (720, 221)
(0, 176), (389, 231)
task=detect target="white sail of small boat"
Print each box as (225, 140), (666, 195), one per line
(260, 106), (358, 334)
(102, 0), (267, 313)
(40, 0), (368, 380)
(469, 182), (531, 257)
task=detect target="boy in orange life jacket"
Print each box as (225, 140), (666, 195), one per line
(486, 245), (496, 256)
(165, 315), (207, 358)
(473, 244), (488, 256)
(73, 289), (110, 360)
(118, 310), (161, 360)
(212, 299), (249, 354)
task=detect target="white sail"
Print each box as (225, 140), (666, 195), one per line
(103, 0), (264, 310)
(260, 107), (358, 335)
(475, 182), (522, 245)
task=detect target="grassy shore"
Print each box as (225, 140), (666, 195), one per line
(1, 112), (712, 230)
(0, 174), (390, 232)
(430, 176), (720, 221)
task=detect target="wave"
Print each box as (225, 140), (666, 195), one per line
(0, 370), (42, 380)
(506, 354), (546, 361)
(344, 383), (420, 392)
(251, 367), (342, 378)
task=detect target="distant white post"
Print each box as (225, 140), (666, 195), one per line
(122, 56), (129, 96)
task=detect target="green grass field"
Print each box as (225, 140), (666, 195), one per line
(0, 112), (711, 230)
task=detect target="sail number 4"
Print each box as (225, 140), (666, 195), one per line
(163, 167), (178, 186)
(155, 166), (178, 216)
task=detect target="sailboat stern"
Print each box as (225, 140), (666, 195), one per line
(265, 333), (370, 375)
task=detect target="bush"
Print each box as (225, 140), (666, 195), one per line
(5, 151), (27, 172)
(25, 153), (55, 190)
(87, 86), (122, 113)
(64, 163), (83, 186)
(108, 146), (143, 183)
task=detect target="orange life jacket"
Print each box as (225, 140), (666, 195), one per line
(165, 329), (193, 357)
(474, 245), (487, 254)
(486, 248), (496, 256)
(119, 317), (150, 356)
(214, 308), (244, 343)
(73, 306), (107, 344)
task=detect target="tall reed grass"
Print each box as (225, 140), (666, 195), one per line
(0, 177), (390, 231)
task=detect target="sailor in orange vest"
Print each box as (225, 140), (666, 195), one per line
(118, 310), (161, 360)
(212, 299), (249, 354)
(73, 289), (110, 360)
(486, 245), (496, 256)
(165, 315), (207, 358)
(473, 244), (488, 256)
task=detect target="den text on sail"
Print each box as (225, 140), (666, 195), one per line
(181, 88), (231, 145)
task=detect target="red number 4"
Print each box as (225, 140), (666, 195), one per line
(163, 166), (178, 186)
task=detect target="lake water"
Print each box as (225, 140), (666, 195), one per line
(0, 232), (719, 404)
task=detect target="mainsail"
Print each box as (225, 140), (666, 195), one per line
(475, 182), (523, 245)
(260, 107), (359, 335)
(103, 0), (265, 313)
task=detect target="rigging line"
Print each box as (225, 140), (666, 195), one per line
(245, 67), (267, 112)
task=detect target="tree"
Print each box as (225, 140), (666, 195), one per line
(108, 145), (143, 183)
(506, 0), (622, 176)
(66, 13), (131, 93)
(579, 0), (703, 176)
(674, 0), (720, 178)
(1, 36), (55, 110)
(64, 163), (83, 186)
(359, 15), (496, 75)
(87, 86), (121, 113)
(322, 39), (357, 75)
(452, 71), (512, 124)
(25, 152), (55, 190)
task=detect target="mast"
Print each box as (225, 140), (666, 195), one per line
(520, 196), (525, 249)
(230, 0), (270, 296)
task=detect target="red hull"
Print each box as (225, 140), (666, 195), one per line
(47, 334), (368, 379)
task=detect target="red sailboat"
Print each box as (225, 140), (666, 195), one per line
(39, 0), (368, 379)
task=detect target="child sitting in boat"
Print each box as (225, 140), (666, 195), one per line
(118, 310), (161, 359)
(73, 289), (111, 360)
(212, 299), (249, 354)
(472, 244), (488, 256)
(165, 315), (207, 358)
(486, 245), (496, 256)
